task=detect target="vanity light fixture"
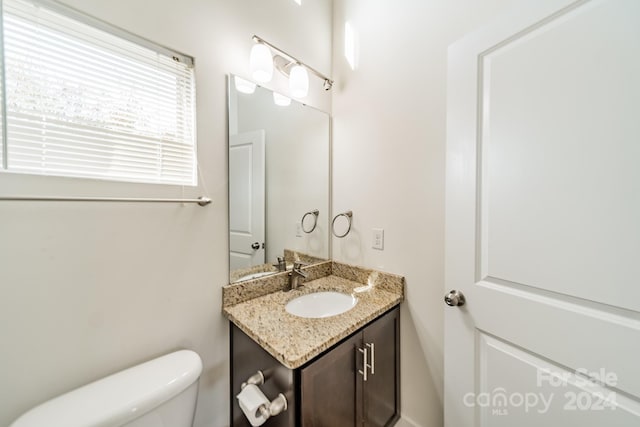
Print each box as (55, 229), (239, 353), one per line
(249, 43), (273, 83)
(234, 76), (257, 94)
(289, 64), (309, 98)
(273, 92), (292, 107)
(250, 35), (334, 99)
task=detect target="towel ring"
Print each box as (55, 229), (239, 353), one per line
(332, 210), (353, 238)
(301, 209), (319, 233)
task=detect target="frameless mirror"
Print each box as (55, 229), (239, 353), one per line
(228, 75), (330, 283)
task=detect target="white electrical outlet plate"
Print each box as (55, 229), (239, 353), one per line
(296, 222), (303, 237)
(372, 228), (384, 250)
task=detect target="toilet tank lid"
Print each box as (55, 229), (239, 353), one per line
(10, 350), (203, 427)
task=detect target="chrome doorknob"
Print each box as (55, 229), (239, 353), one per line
(444, 290), (465, 307)
(251, 242), (260, 250)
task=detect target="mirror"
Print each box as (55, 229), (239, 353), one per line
(228, 75), (330, 283)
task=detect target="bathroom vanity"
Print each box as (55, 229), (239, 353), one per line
(223, 261), (404, 427)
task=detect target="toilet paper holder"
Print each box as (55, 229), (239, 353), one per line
(240, 370), (288, 418)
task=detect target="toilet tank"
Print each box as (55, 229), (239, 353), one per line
(10, 350), (203, 427)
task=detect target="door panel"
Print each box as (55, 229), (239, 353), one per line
(445, 1), (640, 425)
(477, 332), (640, 426)
(480, 0), (640, 311)
(229, 130), (265, 270)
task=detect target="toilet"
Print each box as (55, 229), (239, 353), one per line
(10, 350), (203, 427)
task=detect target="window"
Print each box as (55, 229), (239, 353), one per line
(0, 0), (197, 185)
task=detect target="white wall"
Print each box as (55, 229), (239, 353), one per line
(0, 1), (331, 426)
(331, 1), (518, 426)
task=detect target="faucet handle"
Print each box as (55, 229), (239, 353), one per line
(287, 261), (308, 290)
(273, 256), (287, 271)
(293, 262), (309, 279)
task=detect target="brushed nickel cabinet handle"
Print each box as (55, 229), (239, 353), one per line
(358, 347), (368, 382)
(365, 343), (375, 375)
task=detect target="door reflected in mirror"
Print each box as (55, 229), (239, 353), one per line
(228, 75), (330, 283)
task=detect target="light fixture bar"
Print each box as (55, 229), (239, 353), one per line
(252, 35), (333, 90)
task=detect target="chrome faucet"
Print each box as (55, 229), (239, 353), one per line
(287, 261), (308, 290)
(273, 256), (287, 272)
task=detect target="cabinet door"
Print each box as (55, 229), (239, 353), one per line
(301, 333), (361, 427)
(362, 307), (400, 427)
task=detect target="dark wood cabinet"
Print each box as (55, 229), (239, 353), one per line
(300, 307), (400, 427)
(360, 308), (400, 427)
(231, 306), (400, 427)
(300, 332), (360, 427)
(230, 324), (297, 427)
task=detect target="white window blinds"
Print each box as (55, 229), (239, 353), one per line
(0, 0), (197, 185)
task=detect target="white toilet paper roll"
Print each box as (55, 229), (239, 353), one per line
(237, 384), (270, 427)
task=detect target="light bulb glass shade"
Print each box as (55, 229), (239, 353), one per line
(249, 43), (273, 83)
(289, 65), (309, 98)
(234, 76), (256, 94)
(273, 92), (291, 106)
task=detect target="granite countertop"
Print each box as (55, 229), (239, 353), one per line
(222, 261), (404, 369)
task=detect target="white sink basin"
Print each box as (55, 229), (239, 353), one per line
(285, 291), (357, 318)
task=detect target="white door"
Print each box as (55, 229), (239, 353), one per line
(229, 130), (265, 270)
(445, 0), (640, 425)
